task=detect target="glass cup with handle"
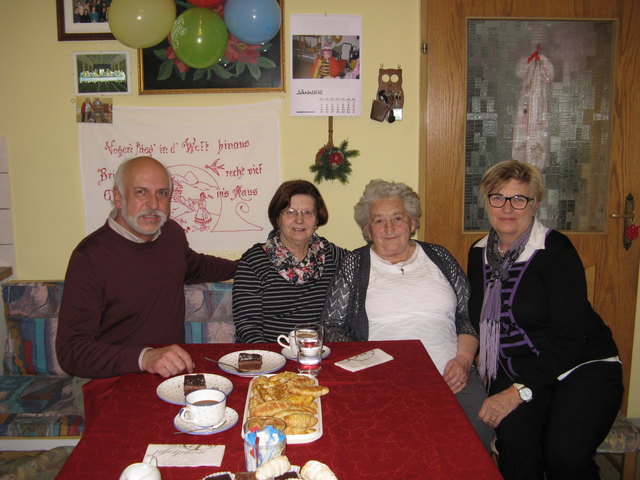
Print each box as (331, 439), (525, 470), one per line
(294, 323), (324, 377)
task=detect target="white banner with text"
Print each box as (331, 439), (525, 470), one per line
(79, 100), (281, 252)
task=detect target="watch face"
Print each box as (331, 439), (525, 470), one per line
(519, 386), (533, 402)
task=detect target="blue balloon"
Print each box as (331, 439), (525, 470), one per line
(223, 0), (282, 45)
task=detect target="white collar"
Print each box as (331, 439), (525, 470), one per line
(107, 208), (161, 243)
(474, 218), (549, 261)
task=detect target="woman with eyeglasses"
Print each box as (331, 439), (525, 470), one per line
(233, 180), (346, 343)
(321, 179), (494, 452)
(468, 159), (622, 479)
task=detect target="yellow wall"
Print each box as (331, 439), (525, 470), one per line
(0, 0), (420, 275)
(2, 1), (640, 416)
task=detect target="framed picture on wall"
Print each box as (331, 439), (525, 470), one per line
(73, 51), (131, 95)
(57, 0), (115, 41)
(138, 0), (284, 94)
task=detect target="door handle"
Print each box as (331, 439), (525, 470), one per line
(610, 194), (636, 250)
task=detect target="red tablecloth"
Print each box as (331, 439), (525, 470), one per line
(56, 340), (502, 479)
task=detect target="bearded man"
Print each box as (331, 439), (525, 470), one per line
(56, 156), (237, 379)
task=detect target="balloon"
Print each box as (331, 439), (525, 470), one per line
(188, 0), (225, 6)
(223, 0), (282, 45)
(171, 8), (228, 69)
(109, 0), (176, 49)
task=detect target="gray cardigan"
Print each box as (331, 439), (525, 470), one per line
(321, 241), (477, 342)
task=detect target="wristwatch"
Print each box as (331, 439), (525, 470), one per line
(513, 383), (533, 402)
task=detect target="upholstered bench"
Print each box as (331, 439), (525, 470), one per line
(0, 279), (234, 448)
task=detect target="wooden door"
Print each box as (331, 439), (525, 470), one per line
(420, 0), (640, 410)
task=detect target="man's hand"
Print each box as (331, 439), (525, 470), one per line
(141, 345), (194, 378)
(478, 385), (522, 428)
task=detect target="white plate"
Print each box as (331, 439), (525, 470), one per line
(217, 350), (286, 377)
(173, 407), (238, 435)
(281, 345), (331, 361)
(156, 373), (233, 405)
(243, 373), (323, 445)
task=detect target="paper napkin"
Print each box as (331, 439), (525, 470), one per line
(334, 348), (394, 372)
(144, 444), (225, 467)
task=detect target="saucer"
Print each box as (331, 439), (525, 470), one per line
(173, 407), (238, 435)
(281, 345), (331, 361)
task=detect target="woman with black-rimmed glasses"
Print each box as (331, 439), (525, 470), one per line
(233, 180), (346, 343)
(468, 159), (622, 480)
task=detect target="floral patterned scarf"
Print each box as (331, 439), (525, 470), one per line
(264, 230), (326, 286)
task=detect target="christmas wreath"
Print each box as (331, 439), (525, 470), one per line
(310, 140), (360, 184)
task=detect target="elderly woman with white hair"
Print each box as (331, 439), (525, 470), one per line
(321, 179), (494, 451)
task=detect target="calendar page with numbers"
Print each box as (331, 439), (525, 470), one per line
(290, 14), (362, 117)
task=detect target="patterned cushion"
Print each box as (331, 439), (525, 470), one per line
(3, 282), (65, 376)
(184, 282), (235, 343)
(0, 376), (83, 437)
(0, 446), (75, 480)
(597, 411), (640, 454)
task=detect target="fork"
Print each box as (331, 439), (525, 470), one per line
(203, 356), (250, 373)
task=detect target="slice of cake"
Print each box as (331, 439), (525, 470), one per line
(184, 373), (206, 397)
(202, 472), (236, 480)
(238, 353), (262, 371)
(202, 473), (235, 480)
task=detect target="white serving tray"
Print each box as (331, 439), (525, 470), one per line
(242, 373), (323, 445)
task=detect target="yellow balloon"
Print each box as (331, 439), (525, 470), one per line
(109, 0), (176, 49)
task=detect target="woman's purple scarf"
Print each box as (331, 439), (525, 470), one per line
(478, 219), (534, 386)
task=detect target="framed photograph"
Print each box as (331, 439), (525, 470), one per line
(138, 1), (284, 94)
(57, 0), (115, 41)
(75, 97), (113, 123)
(73, 51), (131, 95)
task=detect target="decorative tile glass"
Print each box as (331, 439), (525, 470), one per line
(464, 19), (615, 232)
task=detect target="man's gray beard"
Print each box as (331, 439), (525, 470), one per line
(121, 196), (168, 237)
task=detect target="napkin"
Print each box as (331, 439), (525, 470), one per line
(334, 348), (394, 372)
(144, 444), (225, 467)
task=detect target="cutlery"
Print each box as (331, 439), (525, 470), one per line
(173, 419), (227, 434)
(204, 356), (250, 373)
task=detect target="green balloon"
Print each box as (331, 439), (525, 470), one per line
(109, 0), (176, 49)
(171, 8), (228, 69)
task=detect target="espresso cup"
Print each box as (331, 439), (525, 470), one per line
(277, 330), (298, 355)
(179, 388), (226, 428)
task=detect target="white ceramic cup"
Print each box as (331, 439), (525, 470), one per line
(119, 456), (161, 480)
(179, 388), (226, 428)
(277, 330), (298, 355)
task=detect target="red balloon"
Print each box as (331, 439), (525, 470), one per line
(188, 0), (225, 7)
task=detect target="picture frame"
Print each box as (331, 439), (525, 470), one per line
(73, 51), (131, 96)
(138, 0), (284, 94)
(57, 0), (115, 41)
